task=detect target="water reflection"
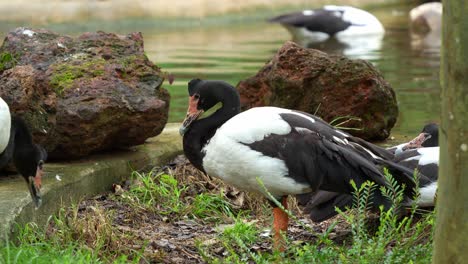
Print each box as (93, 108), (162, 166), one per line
(303, 33), (384, 60)
(410, 29), (441, 51)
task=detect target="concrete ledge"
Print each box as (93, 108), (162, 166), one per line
(0, 123), (183, 240)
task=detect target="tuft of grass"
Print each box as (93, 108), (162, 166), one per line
(189, 192), (234, 222)
(1, 213), (141, 264)
(198, 174), (434, 263)
(45, 204), (144, 263)
(329, 115), (363, 131)
(123, 170), (187, 215)
(122, 169), (237, 222)
(198, 220), (264, 264)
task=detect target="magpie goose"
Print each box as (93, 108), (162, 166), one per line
(410, 2), (442, 35)
(269, 5), (385, 43)
(302, 124), (439, 222)
(0, 97), (47, 208)
(179, 79), (421, 249)
(387, 123), (438, 155)
(394, 146), (438, 207)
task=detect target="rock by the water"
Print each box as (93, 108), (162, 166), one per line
(0, 28), (170, 159)
(237, 41), (398, 140)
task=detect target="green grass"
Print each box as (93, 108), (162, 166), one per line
(121, 170), (237, 223)
(198, 173), (434, 263)
(189, 192), (235, 221)
(123, 170), (187, 215)
(198, 220), (262, 263)
(1, 222), (137, 264)
(2, 168), (434, 263)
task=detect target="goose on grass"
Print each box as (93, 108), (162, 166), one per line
(301, 124), (439, 222)
(0, 97), (47, 208)
(179, 79), (427, 250)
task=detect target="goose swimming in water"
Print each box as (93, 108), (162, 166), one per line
(179, 79), (429, 249)
(269, 5), (385, 43)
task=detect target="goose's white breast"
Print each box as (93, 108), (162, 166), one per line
(0, 98), (11, 153)
(202, 107), (312, 197)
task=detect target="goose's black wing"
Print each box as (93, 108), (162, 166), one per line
(269, 9), (352, 35)
(245, 112), (397, 195)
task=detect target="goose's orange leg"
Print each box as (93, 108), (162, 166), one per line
(272, 196), (288, 251)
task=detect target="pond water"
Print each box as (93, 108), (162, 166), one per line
(0, 4), (441, 142)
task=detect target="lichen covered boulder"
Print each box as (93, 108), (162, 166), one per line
(0, 28), (170, 159)
(237, 41), (398, 140)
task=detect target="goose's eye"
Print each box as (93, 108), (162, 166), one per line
(194, 94), (200, 100)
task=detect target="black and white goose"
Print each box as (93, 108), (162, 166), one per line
(393, 146), (438, 206)
(387, 123), (439, 155)
(269, 5), (385, 43)
(180, 79), (422, 249)
(302, 124), (439, 222)
(0, 97), (47, 208)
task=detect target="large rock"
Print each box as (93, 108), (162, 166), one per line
(237, 41), (398, 140)
(0, 28), (170, 159)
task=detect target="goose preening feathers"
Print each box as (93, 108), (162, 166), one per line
(0, 97), (47, 208)
(302, 123), (439, 222)
(387, 123), (439, 155)
(179, 79), (433, 249)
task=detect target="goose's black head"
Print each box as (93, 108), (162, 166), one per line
(179, 79), (240, 135)
(420, 123), (439, 147)
(404, 123), (439, 151)
(14, 142), (47, 209)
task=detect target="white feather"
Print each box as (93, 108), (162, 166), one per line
(417, 181), (438, 207)
(214, 107), (292, 144)
(333, 135), (347, 145)
(403, 147), (439, 166)
(416, 147), (439, 165)
(0, 98), (11, 153)
(389, 142), (407, 155)
(202, 107), (313, 197)
(323, 5), (385, 37)
(335, 130), (350, 137)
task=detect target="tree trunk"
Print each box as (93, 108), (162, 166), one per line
(433, 1), (468, 263)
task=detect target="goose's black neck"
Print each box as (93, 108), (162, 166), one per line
(12, 116), (34, 148)
(183, 84), (240, 172)
(11, 116), (41, 178)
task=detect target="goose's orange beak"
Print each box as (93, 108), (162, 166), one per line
(179, 95), (204, 135)
(27, 162), (44, 209)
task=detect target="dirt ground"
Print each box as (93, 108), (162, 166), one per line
(48, 155), (355, 263)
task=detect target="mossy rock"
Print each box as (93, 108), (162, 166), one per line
(49, 58), (107, 96)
